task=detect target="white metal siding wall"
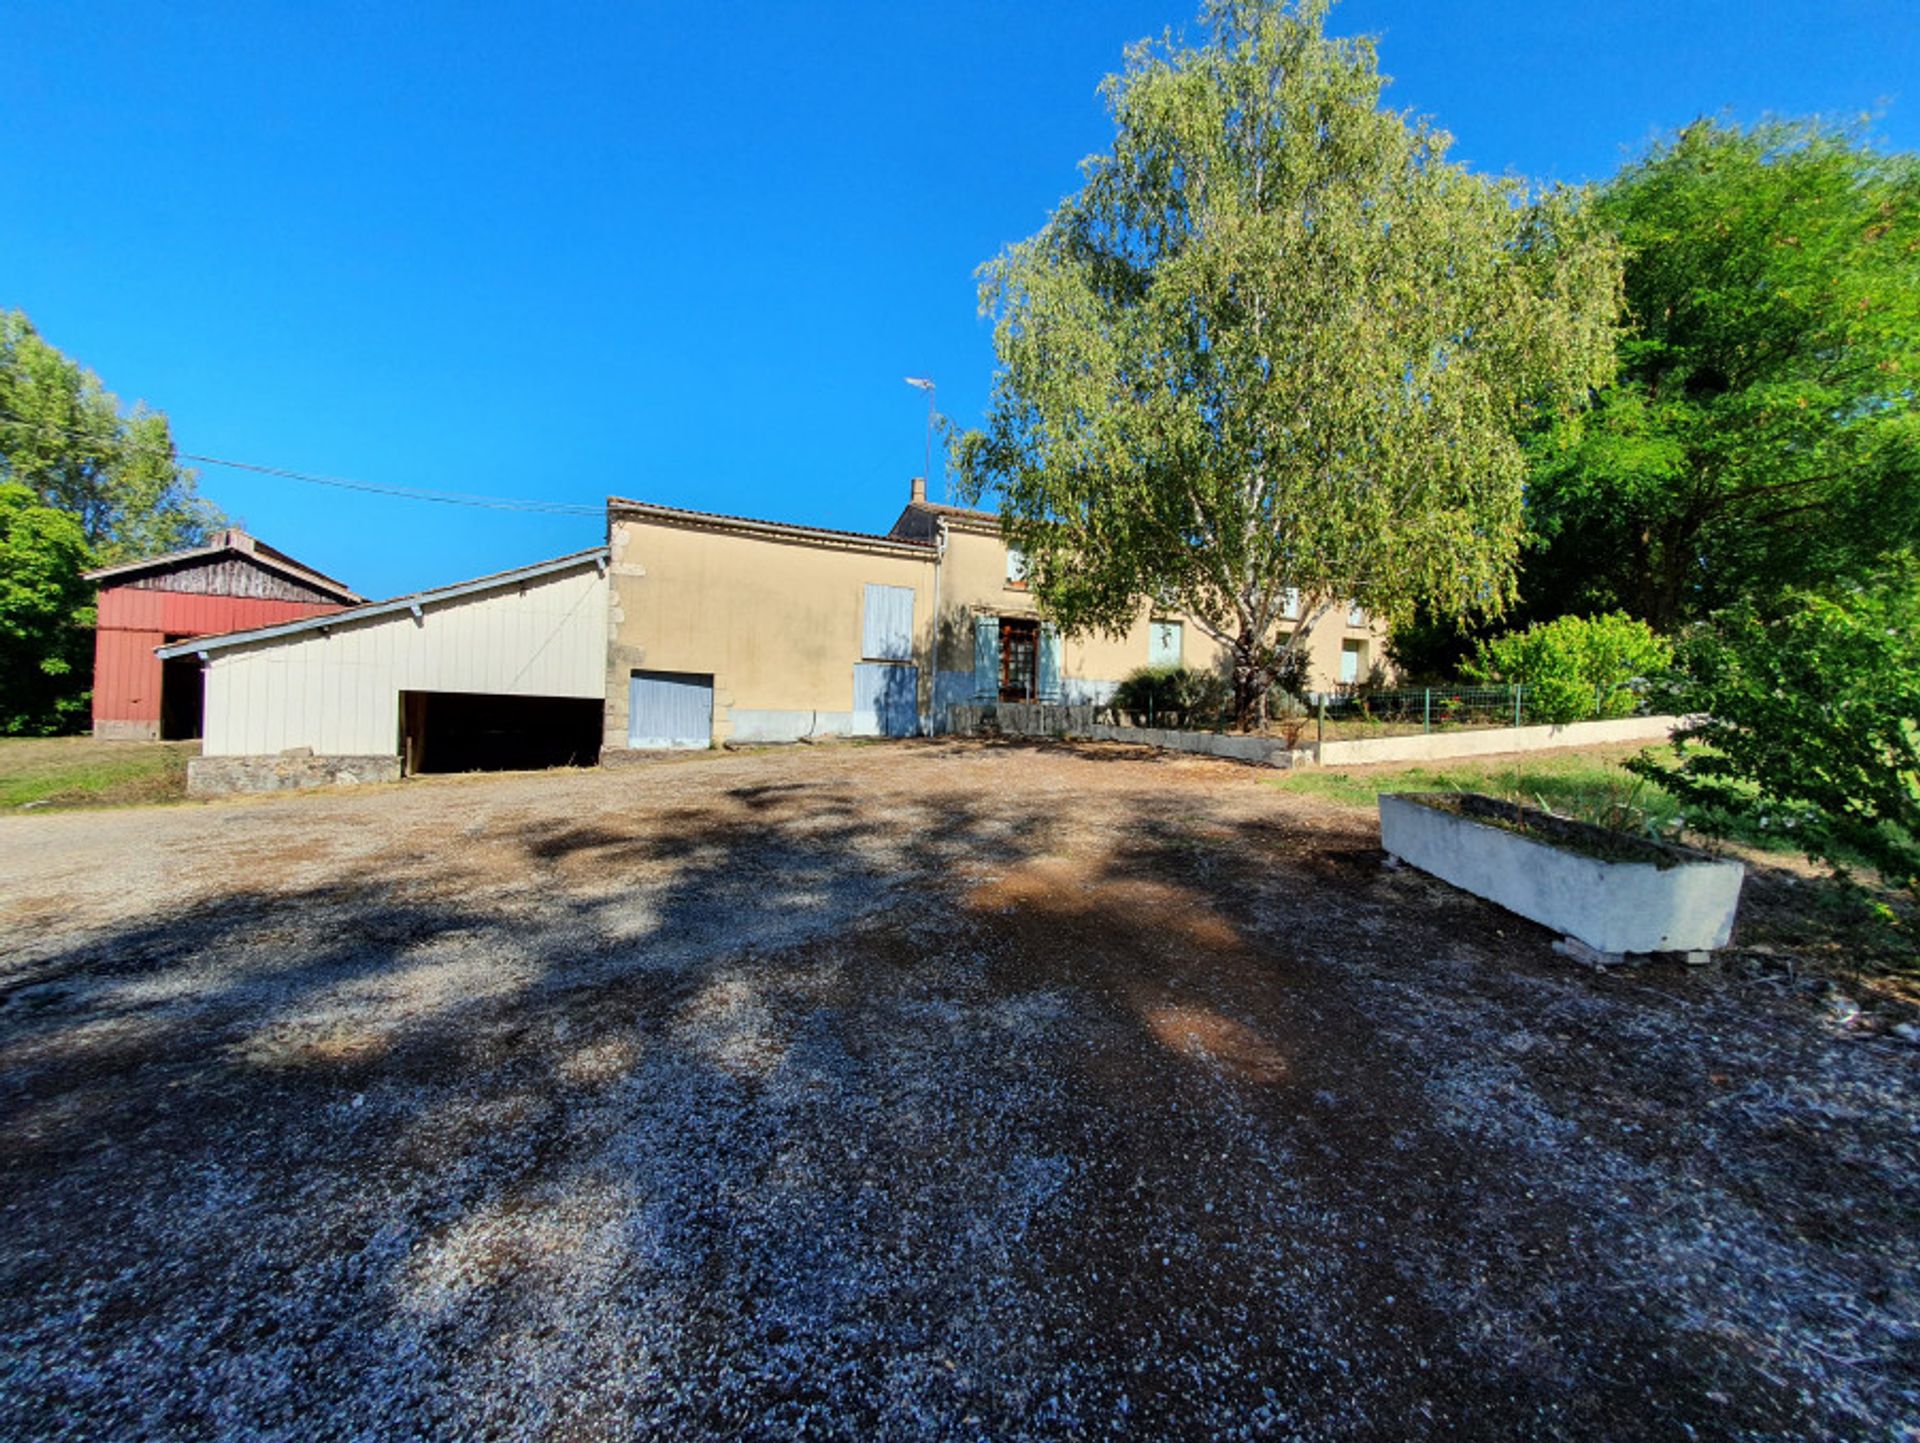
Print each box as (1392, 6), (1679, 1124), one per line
(200, 565), (608, 757)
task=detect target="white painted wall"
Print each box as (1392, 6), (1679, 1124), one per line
(200, 563), (608, 757)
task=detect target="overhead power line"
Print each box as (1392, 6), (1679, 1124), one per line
(0, 416), (603, 517)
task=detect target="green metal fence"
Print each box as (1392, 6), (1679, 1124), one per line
(1313, 684), (1527, 745)
(1095, 683), (1536, 742)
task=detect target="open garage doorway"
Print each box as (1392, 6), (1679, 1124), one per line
(400, 691), (602, 775)
(159, 651), (204, 741)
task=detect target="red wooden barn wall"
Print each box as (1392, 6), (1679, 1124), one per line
(92, 589), (345, 737)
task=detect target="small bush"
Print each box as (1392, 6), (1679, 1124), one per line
(1465, 613), (1671, 725)
(1112, 665), (1229, 729)
(1629, 567), (1920, 901)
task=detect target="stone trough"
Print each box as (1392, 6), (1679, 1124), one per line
(1378, 791), (1745, 964)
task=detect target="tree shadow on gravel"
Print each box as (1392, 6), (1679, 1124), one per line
(0, 768), (1914, 1442)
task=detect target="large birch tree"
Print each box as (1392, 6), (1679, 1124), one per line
(957, 0), (1620, 726)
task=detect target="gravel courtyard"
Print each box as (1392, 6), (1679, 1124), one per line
(2, 740), (1915, 1442)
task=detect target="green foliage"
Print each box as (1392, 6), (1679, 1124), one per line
(956, 0), (1620, 727)
(1111, 664), (1229, 729)
(1465, 612), (1671, 725)
(1629, 566), (1920, 899)
(1522, 119), (1920, 630)
(0, 483), (95, 735)
(0, 310), (222, 561)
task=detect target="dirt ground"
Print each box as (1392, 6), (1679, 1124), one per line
(1, 740), (1915, 1442)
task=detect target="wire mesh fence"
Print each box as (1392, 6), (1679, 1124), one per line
(1316, 684), (1529, 742)
(1093, 683), (1535, 746)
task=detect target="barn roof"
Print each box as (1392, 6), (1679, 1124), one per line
(84, 528), (362, 603)
(154, 547), (608, 660)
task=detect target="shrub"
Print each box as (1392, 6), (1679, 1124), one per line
(1628, 568), (1920, 900)
(1465, 613), (1671, 725)
(1111, 665), (1229, 729)
(1269, 646), (1314, 704)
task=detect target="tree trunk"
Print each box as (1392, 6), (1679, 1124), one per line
(1230, 633), (1270, 733)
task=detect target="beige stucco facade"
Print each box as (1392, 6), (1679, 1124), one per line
(604, 504), (940, 748)
(605, 487), (1391, 751)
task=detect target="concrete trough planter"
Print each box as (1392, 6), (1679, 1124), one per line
(1378, 792), (1745, 962)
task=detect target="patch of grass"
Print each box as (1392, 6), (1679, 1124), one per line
(1270, 743), (1669, 813)
(0, 737), (197, 811)
(1267, 743), (1807, 854)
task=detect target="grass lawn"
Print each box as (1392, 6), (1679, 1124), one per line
(1266, 742), (1686, 826)
(0, 736), (197, 810)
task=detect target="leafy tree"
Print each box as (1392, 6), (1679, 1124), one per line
(0, 310), (222, 562)
(0, 483), (94, 735)
(955, 0), (1620, 727)
(1630, 565), (1920, 901)
(1464, 612), (1671, 725)
(1523, 119), (1920, 631)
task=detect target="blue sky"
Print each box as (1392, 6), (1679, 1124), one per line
(4, 1), (1915, 598)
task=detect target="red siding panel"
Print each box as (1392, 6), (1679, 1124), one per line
(91, 587), (346, 731)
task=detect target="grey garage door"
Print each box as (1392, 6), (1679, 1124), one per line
(628, 670), (713, 749)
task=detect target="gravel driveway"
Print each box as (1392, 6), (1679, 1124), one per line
(2, 740), (1915, 1441)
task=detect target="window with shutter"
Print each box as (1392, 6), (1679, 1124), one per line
(1149, 620), (1182, 667)
(862, 584), (914, 660)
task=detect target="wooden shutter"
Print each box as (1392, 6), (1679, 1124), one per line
(862, 584), (914, 661)
(972, 615), (999, 700)
(1038, 624), (1062, 702)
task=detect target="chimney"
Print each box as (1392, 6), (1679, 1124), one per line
(910, 476), (927, 504)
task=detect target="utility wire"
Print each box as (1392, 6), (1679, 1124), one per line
(0, 416), (603, 516)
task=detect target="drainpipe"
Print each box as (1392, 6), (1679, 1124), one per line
(925, 517), (947, 736)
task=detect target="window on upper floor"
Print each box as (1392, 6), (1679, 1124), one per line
(1149, 619), (1182, 668)
(1006, 548), (1028, 587)
(1340, 638), (1368, 685)
(1348, 600), (1365, 627)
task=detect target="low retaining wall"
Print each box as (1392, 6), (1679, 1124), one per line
(1315, 714), (1679, 767)
(947, 703), (1678, 770)
(946, 703), (1298, 767)
(1084, 723), (1296, 766)
(187, 752), (402, 797)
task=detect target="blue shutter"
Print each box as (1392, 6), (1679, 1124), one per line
(1038, 623), (1062, 702)
(862, 584), (914, 661)
(972, 615), (999, 701)
(1149, 620), (1182, 667)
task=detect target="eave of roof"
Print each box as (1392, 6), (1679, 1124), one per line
(155, 547), (608, 659)
(84, 535), (362, 602)
(608, 496), (937, 556)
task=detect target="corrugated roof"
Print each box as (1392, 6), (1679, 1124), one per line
(154, 547), (607, 659)
(83, 528), (362, 602)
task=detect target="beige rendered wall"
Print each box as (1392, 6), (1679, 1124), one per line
(935, 524), (1389, 700)
(604, 507), (1395, 749)
(606, 516), (937, 747)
